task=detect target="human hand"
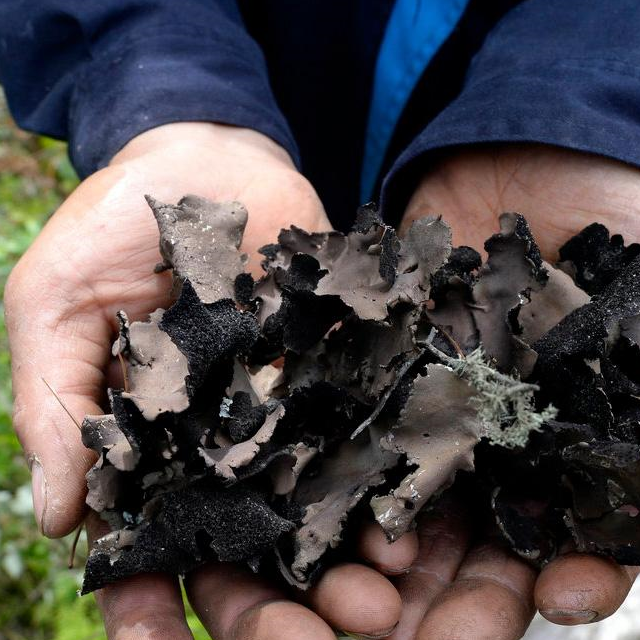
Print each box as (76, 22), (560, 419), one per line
(5, 122), (408, 639)
(392, 143), (640, 640)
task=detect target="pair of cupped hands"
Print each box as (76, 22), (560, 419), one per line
(5, 122), (640, 640)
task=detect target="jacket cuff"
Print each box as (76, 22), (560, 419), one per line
(381, 57), (640, 221)
(68, 30), (299, 178)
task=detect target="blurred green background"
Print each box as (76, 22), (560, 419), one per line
(0, 91), (208, 640)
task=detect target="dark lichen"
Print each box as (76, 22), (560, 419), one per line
(80, 195), (640, 594)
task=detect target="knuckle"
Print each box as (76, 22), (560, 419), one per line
(111, 616), (189, 640)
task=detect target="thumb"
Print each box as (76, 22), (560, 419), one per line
(5, 261), (110, 538)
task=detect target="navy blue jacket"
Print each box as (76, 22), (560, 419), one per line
(2, 1), (640, 230)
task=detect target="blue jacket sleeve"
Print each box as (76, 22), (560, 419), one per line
(0, 1), (299, 179)
(381, 0), (640, 216)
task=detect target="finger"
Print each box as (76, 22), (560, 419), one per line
(535, 552), (638, 625)
(85, 513), (194, 640)
(185, 563), (335, 640)
(96, 573), (194, 640)
(389, 506), (470, 640)
(415, 541), (537, 640)
(304, 563), (402, 638)
(357, 522), (419, 575)
(6, 265), (111, 537)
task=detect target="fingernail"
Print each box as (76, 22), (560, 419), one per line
(29, 458), (47, 535)
(375, 564), (411, 576)
(540, 609), (598, 625)
(341, 622), (399, 639)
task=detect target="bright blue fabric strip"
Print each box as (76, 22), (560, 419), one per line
(361, 0), (470, 203)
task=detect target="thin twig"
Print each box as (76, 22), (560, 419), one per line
(41, 377), (82, 431)
(435, 325), (466, 359)
(68, 518), (86, 569)
(350, 352), (422, 440)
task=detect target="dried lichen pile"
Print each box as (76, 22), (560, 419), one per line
(80, 195), (640, 594)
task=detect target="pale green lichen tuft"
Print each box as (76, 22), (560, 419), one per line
(425, 329), (557, 448)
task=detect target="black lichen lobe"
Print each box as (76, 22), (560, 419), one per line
(82, 483), (293, 594)
(558, 223), (640, 295)
(160, 279), (260, 392)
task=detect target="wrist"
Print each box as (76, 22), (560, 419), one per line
(109, 121), (295, 169)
